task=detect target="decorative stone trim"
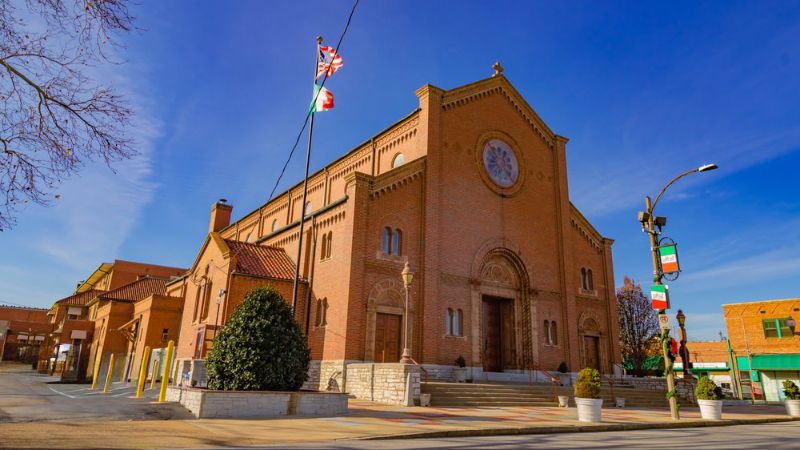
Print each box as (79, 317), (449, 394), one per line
(166, 386), (348, 418)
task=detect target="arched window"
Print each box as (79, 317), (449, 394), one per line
(445, 308), (453, 336)
(326, 231), (332, 259)
(551, 321), (558, 345)
(580, 268), (587, 290)
(271, 219), (279, 232)
(382, 227), (392, 254)
(587, 269), (594, 291)
(304, 202), (312, 216)
(320, 233), (328, 260)
(202, 279), (213, 321)
(453, 309), (463, 336)
(392, 229), (402, 255)
(544, 320), (551, 345)
(391, 153), (405, 168)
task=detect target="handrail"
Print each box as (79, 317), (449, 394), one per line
(603, 373), (616, 403)
(527, 361), (560, 402)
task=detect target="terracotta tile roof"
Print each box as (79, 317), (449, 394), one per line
(224, 240), (298, 281)
(55, 289), (106, 306)
(98, 277), (169, 302)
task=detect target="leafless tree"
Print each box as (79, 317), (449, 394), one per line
(616, 276), (660, 376)
(0, 0), (136, 231)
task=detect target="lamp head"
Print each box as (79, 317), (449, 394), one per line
(401, 261), (414, 286)
(676, 309), (686, 327)
(697, 163), (718, 173)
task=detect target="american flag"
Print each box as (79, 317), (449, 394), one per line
(317, 46), (343, 80)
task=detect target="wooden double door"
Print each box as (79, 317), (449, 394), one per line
(374, 313), (402, 363)
(482, 296), (515, 372)
(584, 335), (601, 371)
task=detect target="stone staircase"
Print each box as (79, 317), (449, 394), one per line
(422, 380), (690, 408)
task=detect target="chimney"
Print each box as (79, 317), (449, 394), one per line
(209, 199), (233, 233)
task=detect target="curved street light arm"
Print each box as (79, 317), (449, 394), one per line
(650, 168), (698, 214)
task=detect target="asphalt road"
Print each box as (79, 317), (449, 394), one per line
(254, 421), (800, 449)
(0, 363), (191, 423)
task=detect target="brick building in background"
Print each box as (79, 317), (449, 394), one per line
(0, 305), (49, 363)
(724, 297), (800, 402)
(174, 69), (620, 390)
(37, 260), (185, 381)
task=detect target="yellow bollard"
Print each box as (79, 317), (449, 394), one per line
(135, 346), (151, 398)
(90, 353), (102, 390)
(158, 340), (175, 403)
(149, 359), (159, 390)
(103, 353), (115, 393)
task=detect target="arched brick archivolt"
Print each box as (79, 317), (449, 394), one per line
(577, 310), (609, 373)
(364, 279), (409, 362)
(468, 238), (537, 373)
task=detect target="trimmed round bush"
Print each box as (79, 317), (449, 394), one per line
(206, 286), (310, 391)
(695, 376), (723, 400)
(574, 367), (601, 399)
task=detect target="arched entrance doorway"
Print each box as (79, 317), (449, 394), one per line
(470, 246), (533, 374)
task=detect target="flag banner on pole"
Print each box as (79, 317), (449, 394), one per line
(317, 46), (344, 80)
(651, 284), (670, 310)
(310, 84), (334, 112)
(658, 244), (680, 274)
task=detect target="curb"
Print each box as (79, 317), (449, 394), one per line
(358, 416), (800, 440)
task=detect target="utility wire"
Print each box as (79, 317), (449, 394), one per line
(267, 0), (360, 200)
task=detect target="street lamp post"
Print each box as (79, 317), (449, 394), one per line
(640, 163), (717, 421)
(400, 261), (414, 364)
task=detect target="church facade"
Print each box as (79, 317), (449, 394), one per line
(173, 69), (621, 389)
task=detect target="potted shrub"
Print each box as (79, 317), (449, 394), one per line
(557, 362), (571, 386)
(453, 355), (467, 383)
(574, 367), (602, 422)
(783, 380), (800, 417)
(695, 376), (723, 420)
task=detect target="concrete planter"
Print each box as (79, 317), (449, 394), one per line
(615, 397), (625, 408)
(166, 386), (348, 419)
(575, 397), (602, 422)
(698, 399), (723, 420)
(453, 368), (468, 383)
(557, 395), (569, 407)
(786, 399), (800, 417)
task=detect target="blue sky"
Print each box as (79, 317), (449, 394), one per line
(1, 1), (798, 341)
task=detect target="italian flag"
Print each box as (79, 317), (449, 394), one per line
(310, 84), (334, 113)
(651, 284), (669, 310)
(659, 244), (679, 273)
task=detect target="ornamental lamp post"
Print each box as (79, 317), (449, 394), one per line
(400, 261), (414, 364)
(638, 163), (718, 421)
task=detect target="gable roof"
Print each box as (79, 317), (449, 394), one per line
(54, 289), (106, 307)
(224, 239), (297, 281)
(97, 277), (169, 303)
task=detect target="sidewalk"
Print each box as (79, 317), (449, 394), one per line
(0, 397), (796, 448)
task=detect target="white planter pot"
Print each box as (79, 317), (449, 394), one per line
(453, 368), (468, 383)
(558, 395), (570, 407)
(786, 399), (800, 417)
(575, 397), (603, 422)
(615, 398), (625, 408)
(420, 393), (431, 407)
(698, 399), (723, 420)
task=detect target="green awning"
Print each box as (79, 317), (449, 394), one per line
(750, 354), (800, 370)
(736, 356), (750, 371)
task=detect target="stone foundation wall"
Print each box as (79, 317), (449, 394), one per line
(175, 358), (207, 387)
(165, 386), (348, 418)
(346, 363), (420, 405)
(621, 376), (697, 402)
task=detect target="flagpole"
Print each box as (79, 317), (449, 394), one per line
(291, 35), (322, 314)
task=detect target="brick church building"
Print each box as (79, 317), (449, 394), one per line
(173, 67), (621, 389)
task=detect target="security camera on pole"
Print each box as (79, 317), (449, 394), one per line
(637, 163), (718, 421)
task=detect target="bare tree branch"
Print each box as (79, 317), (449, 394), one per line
(0, 0), (136, 231)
